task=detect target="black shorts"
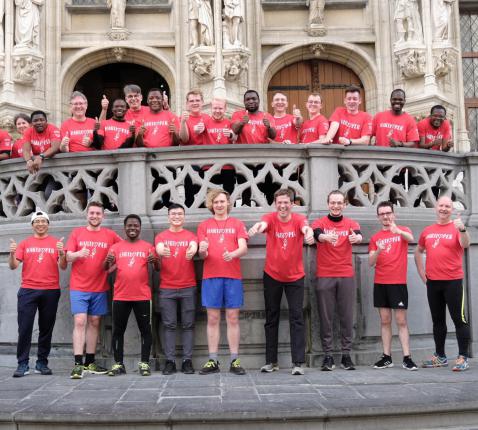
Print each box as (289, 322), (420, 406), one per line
(373, 283), (408, 309)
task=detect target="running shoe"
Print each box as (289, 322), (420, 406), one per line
(291, 363), (304, 375)
(181, 359), (195, 374)
(162, 360), (176, 375)
(373, 354), (394, 369)
(199, 359), (220, 375)
(422, 353), (448, 368)
(13, 363), (30, 378)
(452, 355), (469, 372)
(340, 354), (356, 370)
(321, 355), (335, 371)
(70, 364), (84, 379)
(402, 356), (418, 371)
(139, 362), (151, 376)
(34, 362), (52, 375)
(84, 362), (108, 374)
(229, 358), (246, 375)
(107, 363), (126, 376)
(260, 363), (279, 373)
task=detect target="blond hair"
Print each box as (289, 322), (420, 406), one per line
(206, 188), (232, 214)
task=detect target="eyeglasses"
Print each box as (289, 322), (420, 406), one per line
(33, 219), (49, 225)
(378, 212), (393, 217)
(169, 212), (184, 217)
(126, 94), (141, 99)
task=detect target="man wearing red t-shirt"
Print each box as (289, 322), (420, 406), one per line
(23, 111), (61, 174)
(155, 204), (198, 375)
(123, 84), (149, 127)
(179, 89), (210, 146)
(248, 189), (314, 375)
(104, 214), (159, 377)
(197, 189), (248, 375)
(299, 93), (329, 144)
(372, 89), (419, 147)
(9, 210), (67, 377)
(323, 86), (372, 146)
(0, 127), (12, 161)
(311, 190), (362, 371)
(66, 201), (121, 379)
(415, 196), (471, 371)
(270, 92), (302, 144)
(418, 105), (453, 151)
(231, 89), (276, 144)
(93, 99), (136, 150)
(136, 88), (180, 148)
(369, 201), (417, 371)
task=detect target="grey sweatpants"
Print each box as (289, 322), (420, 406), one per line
(315, 277), (356, 354)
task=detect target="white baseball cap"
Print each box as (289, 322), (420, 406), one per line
(31, 209), (49, 224)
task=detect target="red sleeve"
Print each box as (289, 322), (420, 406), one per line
(15, 240), (25, 262)
(65, 229), (79, 252)
(372, 114), (378, 136)
(231, 111), (243, 123)
(265, 113), (276, 128)
(443, 120), (452, 139)
(98, 120), (106, 137)
(311, 218), (323, 230)
(260, 212), (274, 232)
(361, 113), (373, 137)
(406, 116), (419, 142)
(197, 222), (206, 242)
(368, 234), (378, 252)
(329, 108), (341, 123)
(318, 116), (329, 135)
(418, 230), (426, 248)
(23, 128), (32, 141)
(235, 219), (249, 240)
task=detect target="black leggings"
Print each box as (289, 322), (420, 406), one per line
(426, 279), (470, 357)
(112, 300), (152, 363)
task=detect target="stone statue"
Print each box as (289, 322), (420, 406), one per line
(14, 0), (43, 51)
(189, 0), (214, 48)
(0, 0), (4, 53)
(432, 0), (454, 41)
(306, 0), (325, 26)
(394, 0), (423, 44)
(223, 0), (244, 48)
(106, 0), (126, 29)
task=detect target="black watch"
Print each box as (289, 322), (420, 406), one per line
(39, 153), (46, 160)
(459, 227), (467, 232)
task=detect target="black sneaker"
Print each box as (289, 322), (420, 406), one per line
(34, 362), (52, 375)
(373, 354), (394, 369)
(13, 363), (30, 378)
(340, 354), (355, 370)
(199, 359), (220, 375)
(181, 359), (195, 374)
(229, 358), (246, 375)
(321, 355), (335, 371)
(162, 360), (177, 375)
(402, 356), (418, 371)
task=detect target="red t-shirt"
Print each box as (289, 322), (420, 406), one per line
(124, 105), (149, 128)
(61, 118), (96, 152)
(273, 114), (299, 144)
(15, 236), (60, 290)
(231, 110), (276, 144)
(311, 216), (360, 277)
(197, 217), (248, 279)
(369, 227), (411, 284)
(183, 113), (210, 145)
(11, 137), (26, 159)
(417, 118), (452, 151)
(0, 130), (12, 153)
(329, 108), (373, 143)
(66, 227), (121, 292)
(155, 229), (197, 289)
(98, 119), (132, 150)
(109, 240), (155, 301)
(24, 124), (61, 155)
(142, 110), (180, 148)
(418, 222), (464, 280)
(262, 212), (308, 282)
(203, 116), (232, 145)
(299, 115), (329, 143)
(372, 110), (419, 147)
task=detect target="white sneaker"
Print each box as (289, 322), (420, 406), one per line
(292, 364), (304, 375)
(260, 363), (279, 372)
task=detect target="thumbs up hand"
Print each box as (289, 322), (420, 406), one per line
(56, 237), (65, 255)
(101, 95), (109, 111)
(348, 228), (360, 244)
(9, 238), (17, 254)
(454, 212), (466, 232)
(78, 246), (90, 258)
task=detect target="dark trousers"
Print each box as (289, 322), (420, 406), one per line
(263, 272), (305, 364)
(426, 279), (470, 357)
(17, 288), (61, 365)
(112, 300), (152, 363)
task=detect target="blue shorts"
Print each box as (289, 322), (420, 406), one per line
(70, 291), (108, 316)
(201, 277), (243, 309)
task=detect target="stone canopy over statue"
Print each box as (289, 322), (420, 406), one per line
(189, 0), (214, 48)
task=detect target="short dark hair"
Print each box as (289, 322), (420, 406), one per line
(168, 203), (185, 213)
(112, 98), (127, 106)
(274, 188), (294, 202)
(148, 88), (162, 97)
(376, 201), (394, 215)
(391, 88), (405, 98)
(30, 110), (47, 121)
(327, 190), (346, 203)
(124, 213), (141, 226)
(244, 89), (259, 100)
(345, 85), (361, 95)
(431, 105), (446, 116)
(86, 200), (104, 211)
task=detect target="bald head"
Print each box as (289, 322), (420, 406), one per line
(436, 196), (453, 224)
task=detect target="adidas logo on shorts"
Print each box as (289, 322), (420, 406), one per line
(398, 301), (404, 307)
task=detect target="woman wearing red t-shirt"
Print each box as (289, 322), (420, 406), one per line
(11, 113), (31, 160)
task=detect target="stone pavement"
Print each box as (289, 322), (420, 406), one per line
(1, 361), (478, 430)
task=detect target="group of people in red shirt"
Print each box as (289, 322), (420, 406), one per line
(8, 183), (470, 378)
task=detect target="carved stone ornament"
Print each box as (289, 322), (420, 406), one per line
(188, 52), (214, 81)
(0, 54), (5, 82)
(309, 43), (325, 58)
(107, 28), (130, 41)
(433, 48), (455, 78)
(12, 53), (43, 85)
(308, 24), (327, 37)
(0, 116), (14, 133)
(395, 48), (426, 79)
(111, 47), (127, 62)
(224, 52), (249, 81)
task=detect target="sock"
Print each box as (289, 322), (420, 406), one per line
(230, 353), (238, 362)
(84, 353), (95, 366)
(209, 353), (218, 362)
(74, 355), (83, 366)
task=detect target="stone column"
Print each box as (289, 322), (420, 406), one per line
(213, 0), (225, 98)
(421, 0), (438, 93)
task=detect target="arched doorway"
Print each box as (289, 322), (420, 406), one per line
(74, 63), (169, 118)
(267, 60), (365, 117)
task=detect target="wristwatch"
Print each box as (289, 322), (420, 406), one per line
(459, 227), (467, 232)
(39, 153), (46, 160)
